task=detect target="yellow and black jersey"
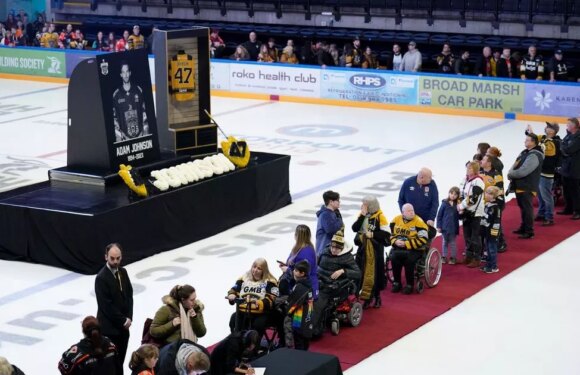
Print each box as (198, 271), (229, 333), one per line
(127, 34), (144, 50)
(480, 169), (504, 194)
(169, 51), (196, 102)
(228, 277), (279, 314)
(389, 214), (429, 250)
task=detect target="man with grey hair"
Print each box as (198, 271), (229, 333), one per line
(398, 168), (439, 226)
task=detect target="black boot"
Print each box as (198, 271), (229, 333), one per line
(363, 299), (372, 309)
(373, 295), (382, 308)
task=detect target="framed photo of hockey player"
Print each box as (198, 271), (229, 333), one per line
(97, 49), (160, 167)
(153, 28), (216, 157)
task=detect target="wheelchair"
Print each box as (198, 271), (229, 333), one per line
(316, 279), (363, 336)
(385, 226), (442, 294)
(230, 297), (280, 355)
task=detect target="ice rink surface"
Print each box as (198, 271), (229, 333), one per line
(0, 78), (579, 374)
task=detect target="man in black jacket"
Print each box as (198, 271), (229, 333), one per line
(95, 243), (134, 374)
(558, 117), (580, 219)
(508, 134), (545, 238)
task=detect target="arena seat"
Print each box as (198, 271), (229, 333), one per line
(448, 35), (466, 45)
(430, 33), (449, 44)
(503, 37), (520, 47)
(484, 36), (502, 47)
(538, 39), (558, 50)
(412, 32), (430, 43)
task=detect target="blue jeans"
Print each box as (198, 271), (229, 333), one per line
(485, 234), (498, 270)
(442, 233), (457, 258)
(537, 176), (554, 220)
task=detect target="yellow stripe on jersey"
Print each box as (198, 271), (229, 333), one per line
(169, 52), (196, 102)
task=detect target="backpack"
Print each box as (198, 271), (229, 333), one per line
(141, 318), (166, 348)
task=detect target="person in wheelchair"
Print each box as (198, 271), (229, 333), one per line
(312, 230), (361, 335)
(227, 258), (279, 338)
(390, 203), (430, 295)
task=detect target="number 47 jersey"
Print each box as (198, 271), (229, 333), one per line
(169, 51), (196, 102)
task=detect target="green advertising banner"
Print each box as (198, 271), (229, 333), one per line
(418, 76), (524, 113)
(0, 48), (66, 77)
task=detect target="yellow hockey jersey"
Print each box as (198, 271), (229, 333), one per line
(389, 214), (429, 250)
(169, 51), (196, 102)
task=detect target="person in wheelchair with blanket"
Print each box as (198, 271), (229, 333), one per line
(312, 229), (361, 336)
(390, 203), (432, 295)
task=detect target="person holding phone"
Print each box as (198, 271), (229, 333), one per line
(278, 225), (318, 299)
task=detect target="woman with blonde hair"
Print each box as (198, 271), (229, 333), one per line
(279, 45), (298, 64)
(129, 344), (159, 375)
(352, 196), (389, 308)
(150, 285), (206, 346)
(0, 356), (24, 375)
(278, 224), (318, 298)
(227, 258), (278, 336)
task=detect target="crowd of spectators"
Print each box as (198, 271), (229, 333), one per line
(2, 11), (579, 82)
(0, 11), (147, 52)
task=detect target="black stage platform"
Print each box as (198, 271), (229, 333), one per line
(0, 152), (291, 274)
(251, 348), (343, 375)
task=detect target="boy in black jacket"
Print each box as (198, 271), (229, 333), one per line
(284, 260), (314, 350)
(481, 186), (502, 274)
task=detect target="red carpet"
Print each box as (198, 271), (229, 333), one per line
(309, 200), (580, 370)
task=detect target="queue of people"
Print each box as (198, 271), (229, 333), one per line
(11, 117), (572, 375)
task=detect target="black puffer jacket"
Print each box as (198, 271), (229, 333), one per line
(317, 246), (361, 291)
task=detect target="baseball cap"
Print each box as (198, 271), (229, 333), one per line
(408, 41), (416, 47)
(555, 49), (562, 55)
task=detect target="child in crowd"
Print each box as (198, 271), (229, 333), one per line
(129, 344), (159, 375)
(436, 186), (461, 264)
(481, 186), (502, 273)
(284, 260), (314, 351)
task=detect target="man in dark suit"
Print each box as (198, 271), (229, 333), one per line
(95, 243), (134, 374)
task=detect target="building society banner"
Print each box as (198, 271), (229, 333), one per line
(523, 82), (580, 118)
(0, 47), (66, 77)
(418, 76), (524, 113)
(320, 70), (418, 105)
(228, 62), (320, 97)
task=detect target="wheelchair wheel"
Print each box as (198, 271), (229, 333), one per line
(348, 301), (363, 327)
(330, 319), (340, 336)
(424, 247), (442, 288)
(416, 280), (424, 294)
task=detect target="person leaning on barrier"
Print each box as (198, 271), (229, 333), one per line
(149, 284), (207, 346)
(389, 204), (430, 295)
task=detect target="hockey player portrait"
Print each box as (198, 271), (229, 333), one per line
(112, 62), (150, 143)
